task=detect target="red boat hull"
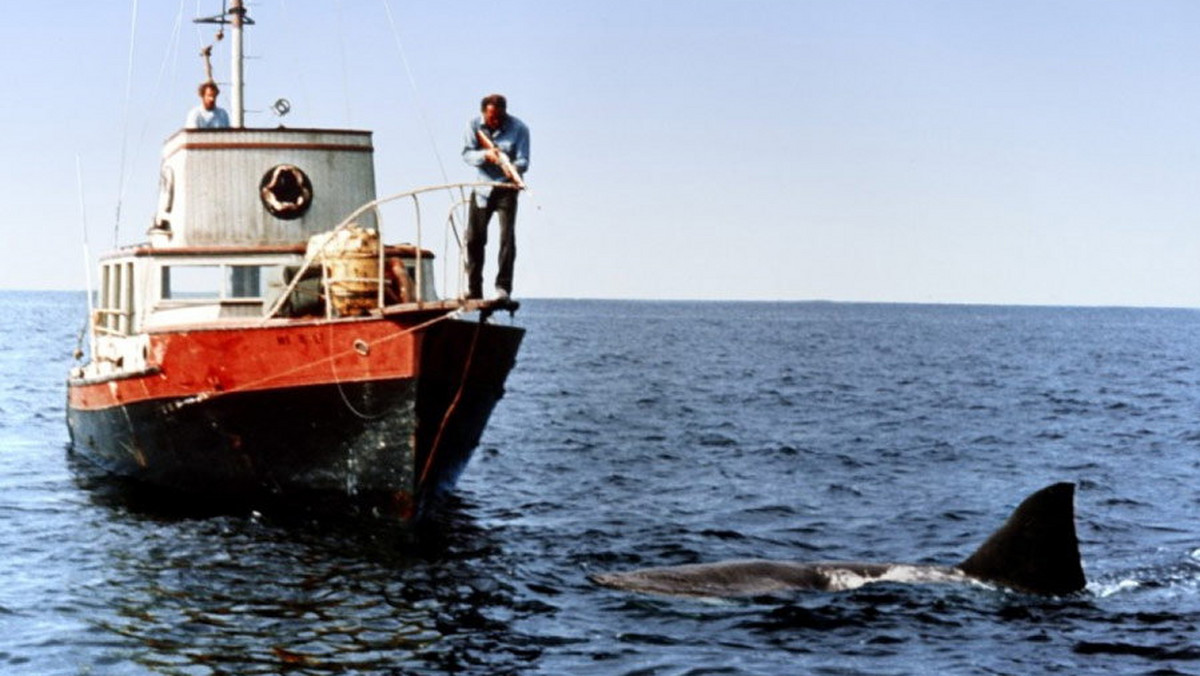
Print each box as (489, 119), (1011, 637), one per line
(66, 314), (523, 521)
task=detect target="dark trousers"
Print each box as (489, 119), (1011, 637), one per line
(465, 188), (518, 298)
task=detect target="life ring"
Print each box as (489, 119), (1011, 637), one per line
(259, 164), (313, 219)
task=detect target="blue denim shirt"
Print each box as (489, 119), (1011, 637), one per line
(462, 114), (530, 205)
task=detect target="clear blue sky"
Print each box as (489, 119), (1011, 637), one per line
(4, 1), (1200, 306)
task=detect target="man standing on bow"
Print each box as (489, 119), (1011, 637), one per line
(461, 93), (530, 300)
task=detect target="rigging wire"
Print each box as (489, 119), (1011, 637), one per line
(276, 0), (314, 118)
(334, 0), (354, 126)
(380, 0), (454, 189)
(76, 156), (95, 361)
(380, 0), (471, 293)
(192, 0), (206, 54)
(379, 0), (553, 244)
(112, 0), (141, 247)
(111, 0), (187, 248)
(149, 1), (187, 125)
(384, 0), (453, 186)
(132, 1), (187, 180)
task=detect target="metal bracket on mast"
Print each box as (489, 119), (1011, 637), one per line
(193, 3), (256, 27)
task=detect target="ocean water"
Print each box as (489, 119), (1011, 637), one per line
(2, 292), (1200, 675)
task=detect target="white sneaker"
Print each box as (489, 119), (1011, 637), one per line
(494, 288), (510, 301)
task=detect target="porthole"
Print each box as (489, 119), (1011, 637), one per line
(259, 164), (313, 220)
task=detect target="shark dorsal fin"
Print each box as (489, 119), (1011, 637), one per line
(958, 482), (1085, 595)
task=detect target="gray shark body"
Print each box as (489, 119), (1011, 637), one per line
(592, 482), (1086, 598)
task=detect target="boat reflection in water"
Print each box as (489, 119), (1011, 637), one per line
(72, 461), (542, 673)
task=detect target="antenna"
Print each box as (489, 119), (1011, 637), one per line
(76, 155), (96, 362)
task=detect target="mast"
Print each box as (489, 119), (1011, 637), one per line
(230, 0), (245, 128)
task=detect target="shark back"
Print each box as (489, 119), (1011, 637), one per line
(958, 482), (1085, 595)
(590, 559), (972, 597)
(591, 482), (1088, 599)
(590, 559), (833, 597)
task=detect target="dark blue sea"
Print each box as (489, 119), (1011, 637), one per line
(3, 292), (1200, 675)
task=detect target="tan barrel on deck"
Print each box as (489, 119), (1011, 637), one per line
(310, 225), (380, 317)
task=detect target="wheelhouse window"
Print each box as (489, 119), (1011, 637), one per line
(161, 264), (268, 301)
(97, 260), (136, 335)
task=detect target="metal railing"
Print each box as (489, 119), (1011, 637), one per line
(261, 181), (509, 322)
(91, 307), (133, 336)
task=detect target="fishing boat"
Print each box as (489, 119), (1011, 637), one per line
(65, 2), (524, 522)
